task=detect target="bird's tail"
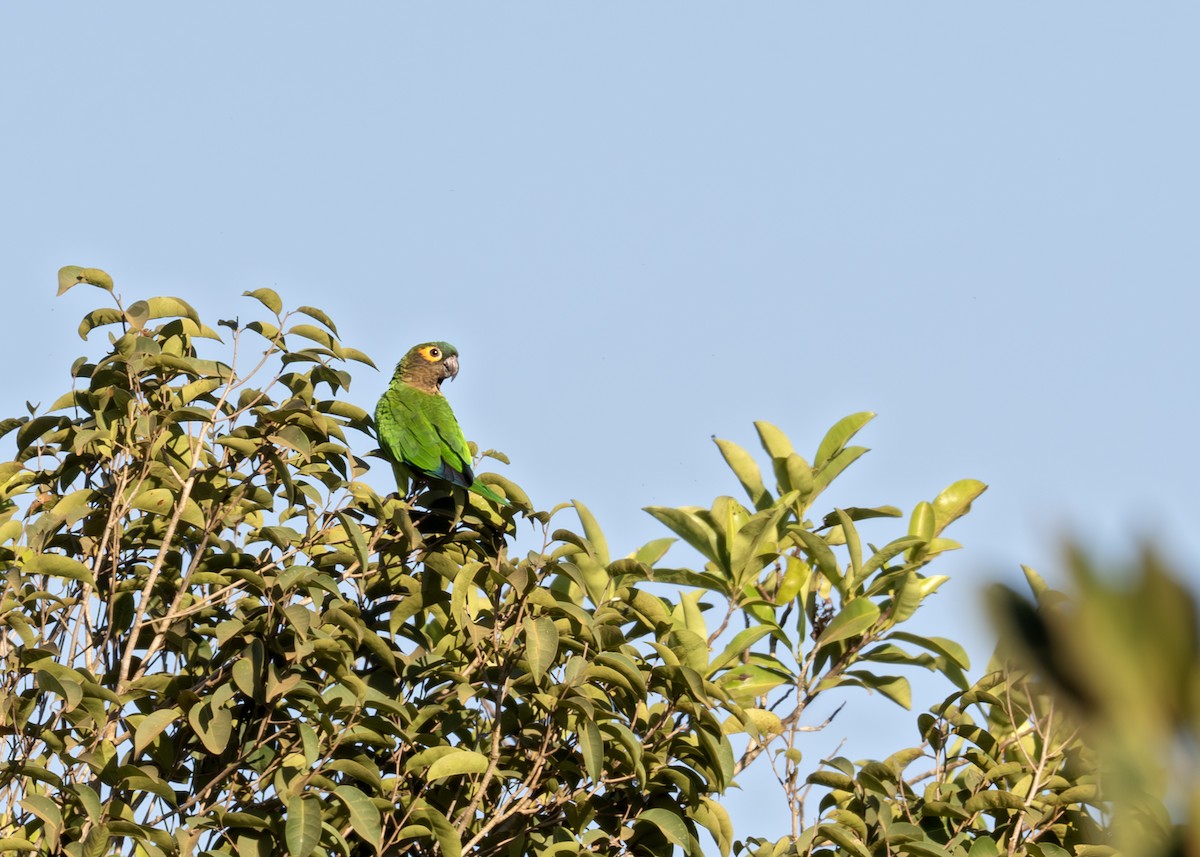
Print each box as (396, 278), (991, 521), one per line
(468, 479), (511, 507)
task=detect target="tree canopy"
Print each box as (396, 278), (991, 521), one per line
(0, 270), (1190, 856)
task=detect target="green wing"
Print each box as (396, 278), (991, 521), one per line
(376, 383), (475, 488)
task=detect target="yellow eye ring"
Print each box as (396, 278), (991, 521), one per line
(429, 347), (441, 358)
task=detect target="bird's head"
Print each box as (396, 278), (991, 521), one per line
(396, 341), (460, 392)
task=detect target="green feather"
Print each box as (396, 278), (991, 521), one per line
(375, 342), (510, 506)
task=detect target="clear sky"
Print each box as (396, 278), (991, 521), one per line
(3, 2), (1198, 842)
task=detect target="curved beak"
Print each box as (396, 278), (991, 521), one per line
(444, 354), (460, 381)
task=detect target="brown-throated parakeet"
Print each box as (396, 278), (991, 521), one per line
(375, 341), (509, 506)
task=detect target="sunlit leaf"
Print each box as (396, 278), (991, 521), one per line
(931, 478), (987, 535)
(24, 553), (94, 585)
(58, 265), (113, 295)
(523, 616), (559, 683)
(426, 749), (490, 781)
(714, 436), (771, 510)
(817, 598), (880, 648)
(573, 499), (610, 565)
(285, 795), (322, 857)
(814, 411), (874, 468)
(333, 786), (381, 853)
(635, 808), (690, 848)
(296, 305), (339, 335)
(135, 708), (181, 755)
(243, 287), (283, 314)
(577, 718), (603, 782)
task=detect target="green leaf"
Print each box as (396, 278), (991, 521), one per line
(776, 555), (811, 603)
(15, 414), (66, 452)
(882, 746), (925, 777)
(931, 478), (987, 535)
(594, 651), (648, 695)
(888, 632), (970, 669)
(426, 749), (490, 781)
(287, 324), (336, 350)
(335, 511), (370, 573)
(339, 347), (378, 368)
(244, 288), (283, 314)
(1022, 564), (1049, 599)
(717, 663), (789, 704)
(286, 795), (322, 857)
(811, 445), (868, 498)
(573, 499), (610, 565)
(713, 436), (771, 510)
(130, 488), (206, 528)
(634, 537), (674, 566)
(25, 553), (95, 585)
(908, 500), (935, 544)
(296, 305), (339, 336)
(817, 598), (881, 648)
(67, 785), (102, 825)
(784, 452), (814, 498)
(962, 790), (1026, 813)
(817, 823), (872, 857)
(181, 377), (223, 404)
(807, 770), (856, 790)
(1050, 784), (1099, 805)
(0, 417), (26, 442)
(846, 670), (911, 708)
(21, 794), (62, 846)
(274, 425), (312, 461)
(694, 797), (733, 857)
(634, 808), (690, 848)
(82, 824), (112, 857)
(861, 536), (925, 582)
(1028, 845), (1072, 857)
(78, 307), (125, 339)
(409, 803), (461, 857)
(125, 300), (151, 331)
(835, 509), (863, 587)
(722, 707), (783, 739)
(754, 420), (795, 460)
(325, 758), (385, 794)
(523, 616), (559, 684)
(968, 840), (1001, 857)
(145, 296), (201, 325)
(334, 785), (382, 853)
(822, 505), (903, 525)
(706, 625), (776, 677)
(58, 265), (113, 295)
(663, 627), (709, 672)
(814, 412), (874, 468)
(643, 506), (721, 568)
(791, 528), (843, 595)
(319, 400), (372, 424)
(577, 718), (603, 782)
(247, 320), (280, 341)
(135, 708), (181, 755)
(188, 700), (233, 754)
(896, 841), (955, 857)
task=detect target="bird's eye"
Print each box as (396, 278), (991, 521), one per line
(429, 347), (440, 359)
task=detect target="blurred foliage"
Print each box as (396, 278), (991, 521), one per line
(989, 554), (1200, 857)
(0, 266), (1166, 857)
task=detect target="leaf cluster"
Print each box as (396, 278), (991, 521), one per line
(0, 268), (1102, 857)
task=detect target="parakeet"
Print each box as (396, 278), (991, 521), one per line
(375, 341), (509, 506)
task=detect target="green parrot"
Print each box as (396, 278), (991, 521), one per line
(375, 341), (509, 506)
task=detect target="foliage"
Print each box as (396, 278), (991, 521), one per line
(0, 267), (1129, 857)
(990, 554), (1199, 857)
(744, 660), (1106, 857)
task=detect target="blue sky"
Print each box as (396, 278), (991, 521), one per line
(3, 3), (1198, 842)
